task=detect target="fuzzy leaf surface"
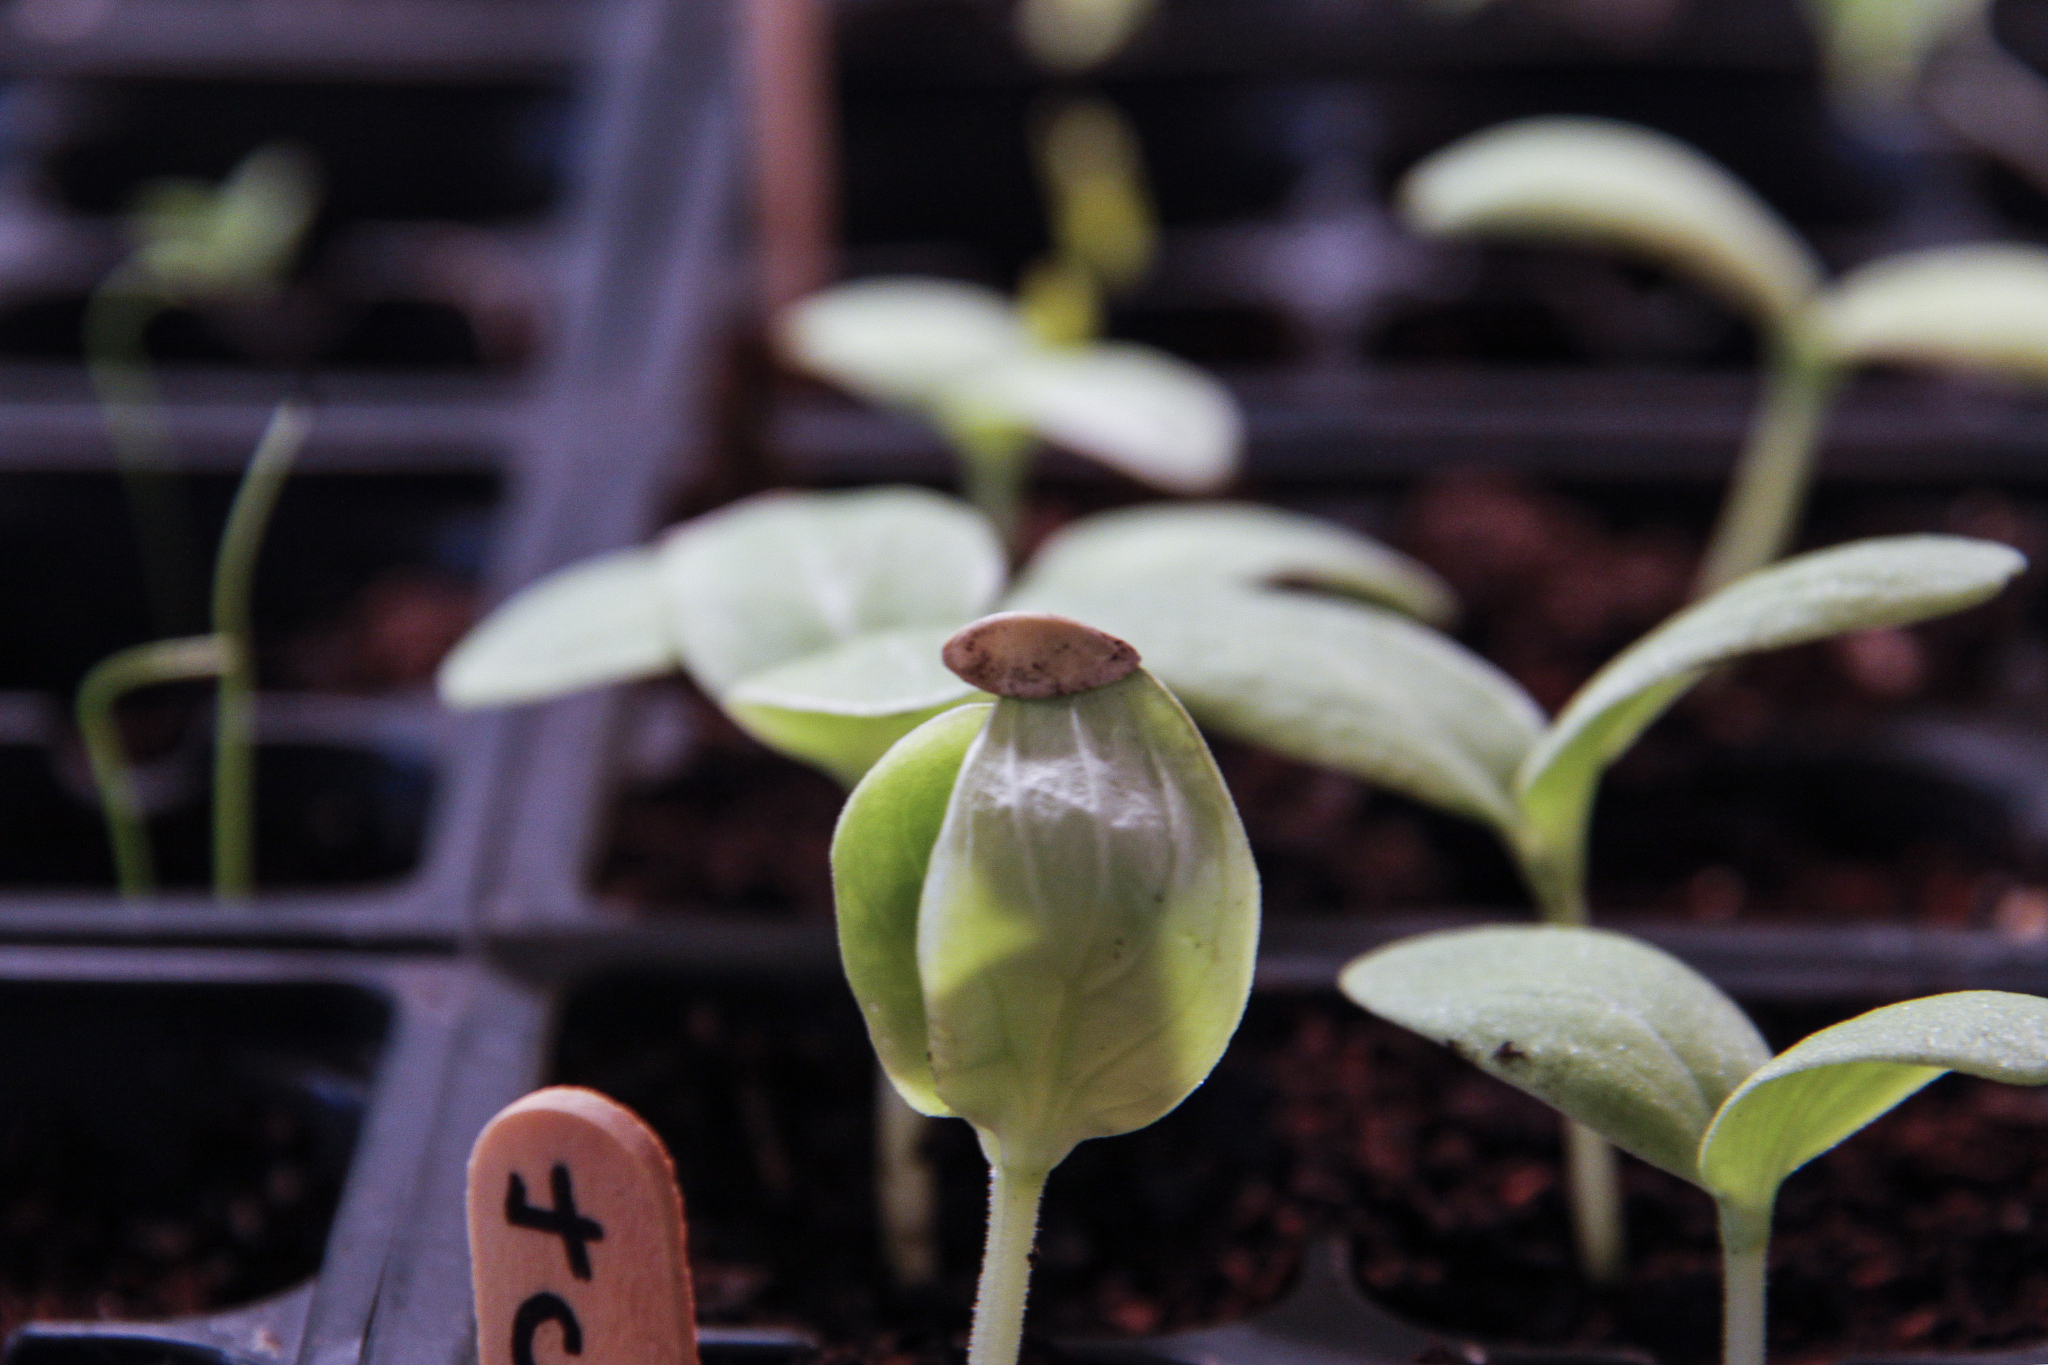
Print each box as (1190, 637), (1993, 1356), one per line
(831, 702), (992, 1117)
(1818, 245), (2048, 385)
(438, 546), (673, 707)
(779, 277), (1031, 409)
(1016, 583), (1539, 829)
(1517, 535), (2024, 870)
(656, 488), (1005, 698)
(1018, 502), (1457, 624)
(1341, 926), (1771, 1180)
(918, 671), (1259, 1173)
(725, 626), (987, 786)
(1699, 990), (2048, 1215)
(1399, 117), (1821, 326)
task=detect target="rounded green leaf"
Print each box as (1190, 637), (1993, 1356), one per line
(779, 277), (1031, 409)
(1517, 534), (2025, 878)
(949, 343), (1240, 494)
(1816, 244), (2048, 385)
(656, 487), (1005, 698)
(1016, 582), (1539, 829)
(1699, 990), (2048, 1216)
(1399, 117), (1822, 327)
(1018, 502), (1458, 624)
(918, 670), (1260, 1173)
(724, 626), (986, 786)
(133, 143), (320, 298)
(832, 702), (994, 1117)
(437, 546), (674, 708)
(1341, 926), (1772, 1181)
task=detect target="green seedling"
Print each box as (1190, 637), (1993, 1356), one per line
(778, 278), (1237, 546)
(1341, 924), (2048, 1365)
(1014, 0), (1158, 70)
(88, 144), (320, 638)
(1019, 531), (2022, 1277)
(78, 399), (313, 899)
(1017, 94), (1158, 352)
(834, 611), (1259, 1365)
(1400, 117), (2048, 595)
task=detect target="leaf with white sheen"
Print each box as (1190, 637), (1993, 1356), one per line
(919, 670), (1259, 1173)
(1399, 117), (1822, 326)
(1016, 583), (1540, 828)
(1517, 535), (2025, 863)
(1018, 502), (1457, 624)
(656, 488), (1005, 698)
(438, 547), (673, 707)
(953, 343), (1240, 494)
(1817, 244), (2048, 385)
(724, 626), (987, 787)
(832, 703), (991, 1117)
(1341, 926), (1772, 1180)
(779, 277), (1032, 409)
(1699, 990), (2048, 1214)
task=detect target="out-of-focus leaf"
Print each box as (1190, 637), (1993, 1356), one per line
(725, 627), (987, 786)
(1018, 502), (1457, 624)
(1806, 0), (1983, 109)
(132, 143), (320, 298)
(1699, 990), (2048, 1215)
(1399, 117), (1822, 326)
(1817, 244), (2048, 384)
(779, 278), (1031, 409)
(833, 702), (992, 1117)
(950, 344), (1240, 494)
(437, 547), (672, 707)
(1517, 535), (2025, 881)
(1341, 926), (1771, 1180)
(656, 487), (1006, 698)
(919, 669), (1258, 1172)
(1015, 0), (1159, 70)
(1037, 97), (1155, 289)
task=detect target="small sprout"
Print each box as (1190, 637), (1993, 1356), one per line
(940, 612), (1139, 698)
(1401, 117), (2048, 595)
(1341, 924), (2048, 1365)
(1013, 0), (1159, 71)
(834, 615), (1258, 1365)
(126, 144), (321, 302)
(1034, 96), (1156, 295)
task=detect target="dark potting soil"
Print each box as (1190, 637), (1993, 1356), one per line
(0, 983), (379, 1344)
(552, 978), (2048, 1365)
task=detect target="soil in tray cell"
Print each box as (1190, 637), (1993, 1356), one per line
(552, 978), (2048, 1365)
(0, 981), (384, 1344)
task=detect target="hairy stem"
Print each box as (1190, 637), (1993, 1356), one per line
(86, 272), (204, 638)
(967, 1160), (1050, 1365)
(212, 400), (312, 900)
(1565, 1117), (1625, 1283)
(76, 634), (228, 898)
(875, 1070), (940, 1287)
(1694, 350), (1840, 599)
(1719, 1203), (1772, 1365)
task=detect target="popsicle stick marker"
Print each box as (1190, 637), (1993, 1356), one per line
(469, 1086), (698, 1365)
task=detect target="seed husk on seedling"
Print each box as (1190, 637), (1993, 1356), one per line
(1400, 116), (2048, 595)
(1341, 924), (2048, 1365)
(833, 612), (1259, 1365)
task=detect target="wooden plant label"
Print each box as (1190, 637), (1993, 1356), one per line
(468, 1086), (699, 1365)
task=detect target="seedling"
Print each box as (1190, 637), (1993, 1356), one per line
(1015, 0), (1158, 69)
(833, 612), (1259, 1365)
(1341, 924), (2048, 1365)
(1018, 532), (2021, 1276)
(1017, 95), (1157, 350)
(1399, 116), (2048, 594)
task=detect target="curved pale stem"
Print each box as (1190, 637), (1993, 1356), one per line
(1718, 1203), (1773, 1365)
(1565, 1118), (1625, 1283)
(76, 634), (228, 898)
(967, 1160), (1050, 1365)
(211, 400), (312, 900)
(875, 1070), (940, 1287)
(1694, 350), (1841, 599)
(954, 426), (1036, 555)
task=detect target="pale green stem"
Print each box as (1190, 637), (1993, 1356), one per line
(76, 634), (228, 899)
(1693, 349), (1841, 599)
(86, 269), (203, 638)
(211, 400), (312, 901)
(875, 1069), (940, 1287)
(1519, 834), (1588, 927)
(1718, 1202), (1773, 1365)
(1565, 1118), (1625, 1283)
(954, 426), (1036, 555)
(967, 1161), (1050, 1365)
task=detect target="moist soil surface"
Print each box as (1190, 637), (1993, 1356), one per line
(554, 977), (2048, 1365)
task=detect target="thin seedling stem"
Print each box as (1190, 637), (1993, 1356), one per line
(967, 1161), (1049, 1365)
(1718, 1205), (1772, 1365)
(211, 399), (312, 900)
(1694, 350), (1840, 598)
(1565, 1118), (1626, 1283)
